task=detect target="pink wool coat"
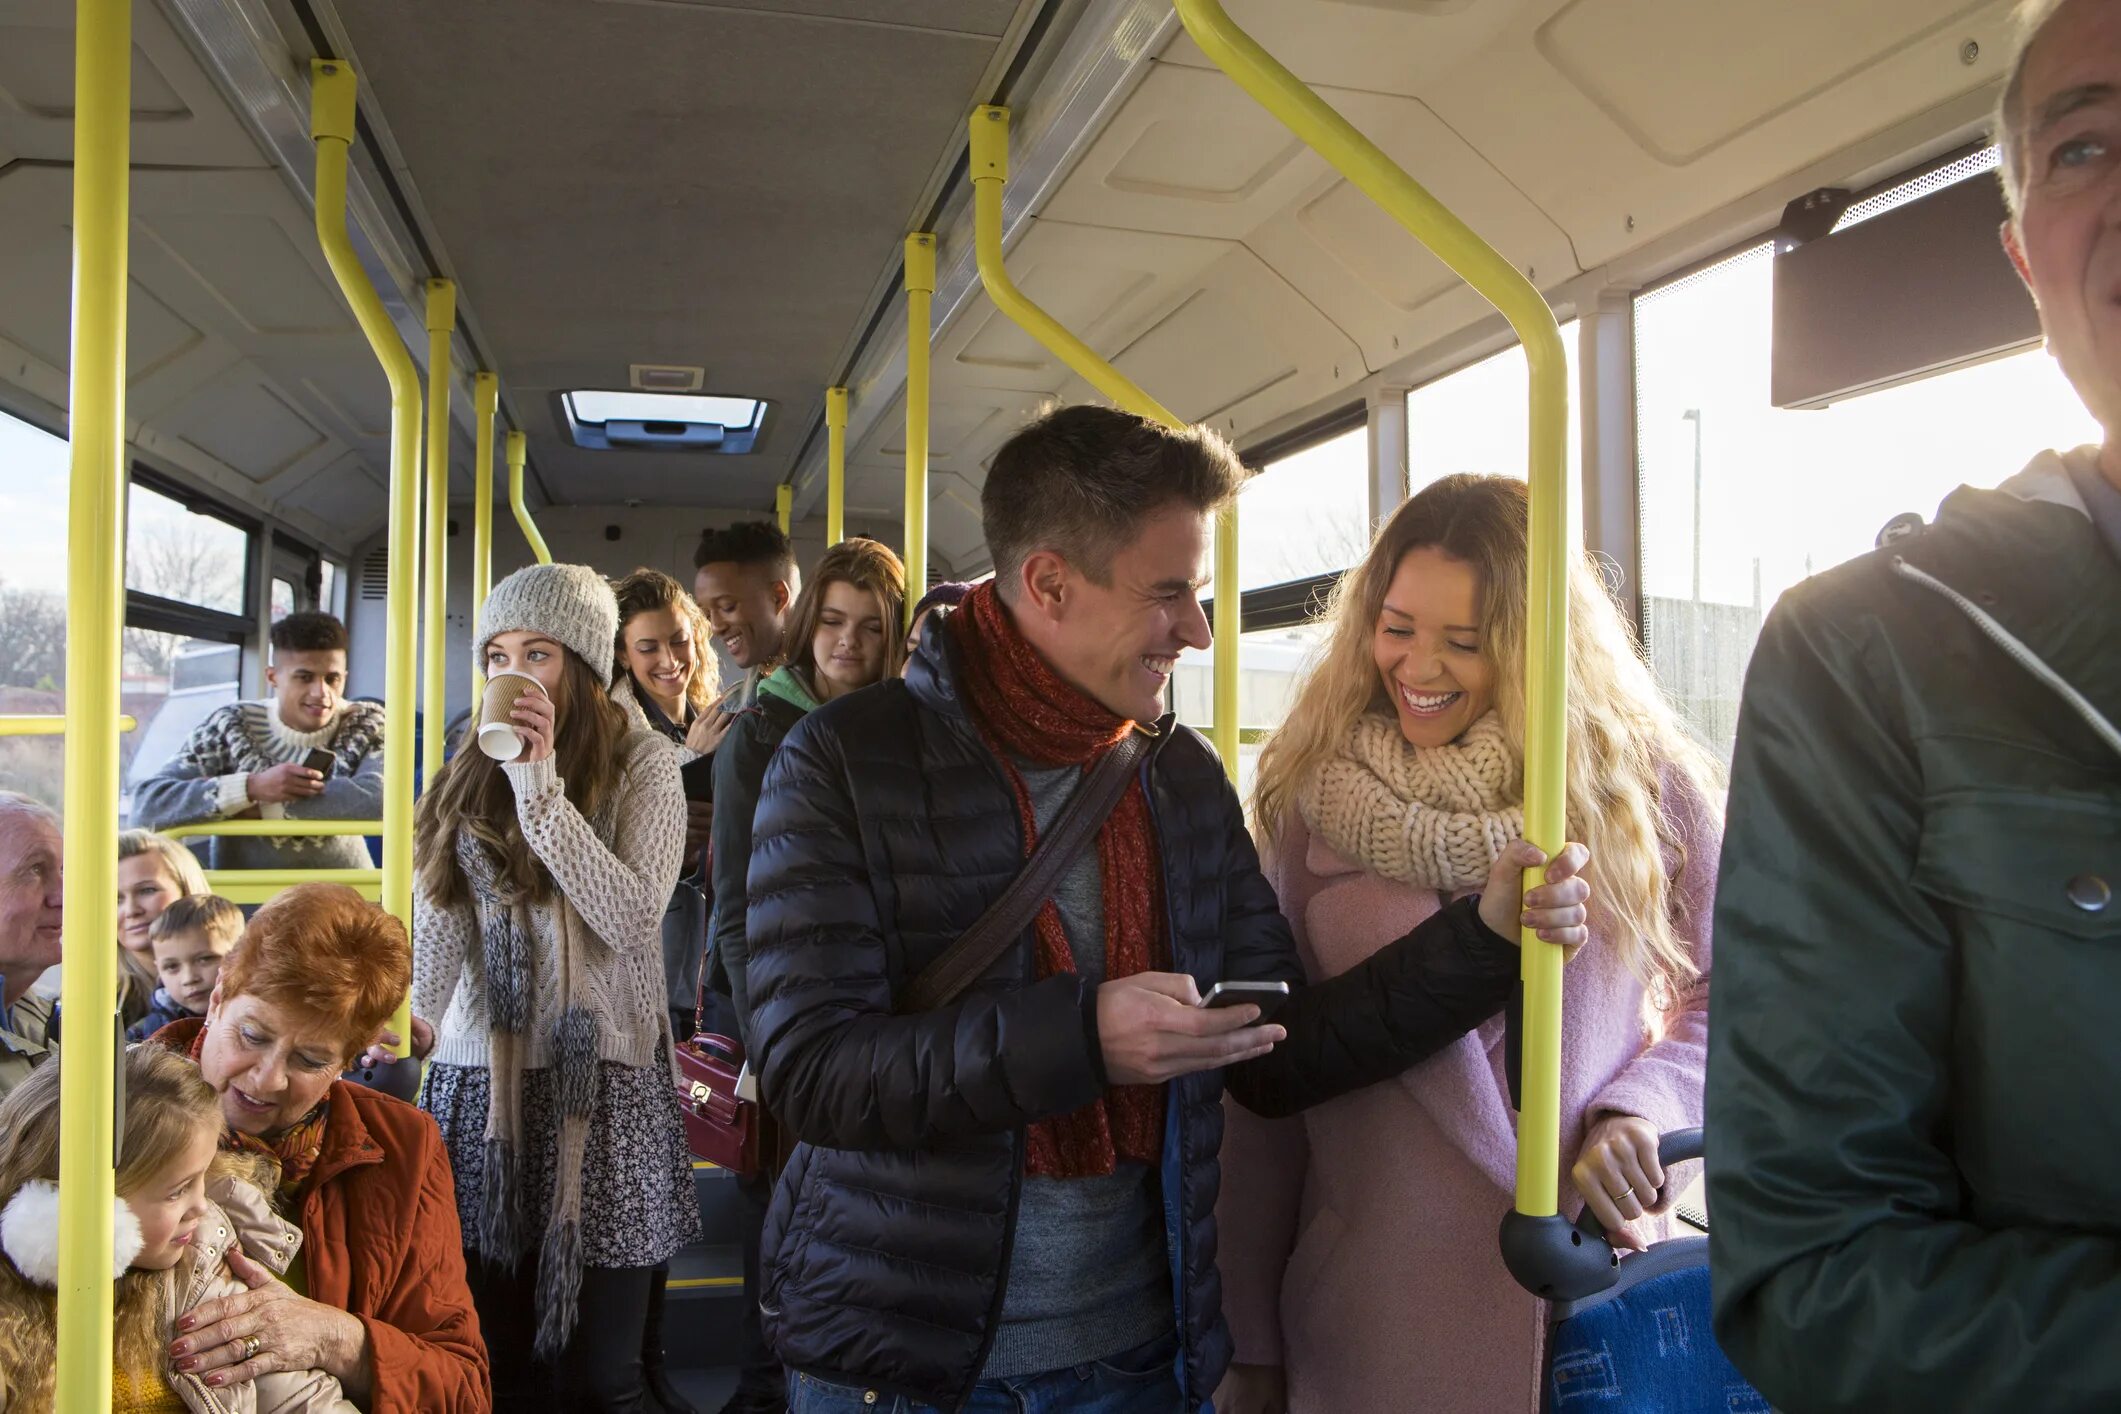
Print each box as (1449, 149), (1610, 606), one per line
(1217, 777), (1719, 1414)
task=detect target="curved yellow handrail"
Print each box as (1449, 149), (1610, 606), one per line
(422, 281), (455, 791)
(0, 714), (136, 736)
(904, 233), (936, 619)
(471, 371), (499, 703)
(164, 818), (382, 838)
(312, 58), (419, 1057)
(1172, 0), (1571, 1217)
(826, 385), (849, 546)
(968, 107), (1241, 780)
(56, 0), (131, 1398)
(507, 429), (552, 565)
(776, 483), (793, 537)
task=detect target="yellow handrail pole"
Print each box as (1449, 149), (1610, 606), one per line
(471, 371), (499, 703)
(55, 0), (130, 1401)
(165, 819), (383, 839)
(1171, 0), (1570, 1215)
(507, 430), (552, 564)
(904, 233), (936, 619)
(776, 484), (793, 537)
(0, 714), (136, 736)
(422, 281), (456, 790)
(312, 58), (421, 1055)
(825, 386), (849, 546)
(968, 107), (1240, 776)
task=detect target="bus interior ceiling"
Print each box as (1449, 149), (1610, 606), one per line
(0, 0), (2016, 717)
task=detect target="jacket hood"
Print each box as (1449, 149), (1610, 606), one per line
(758, 664), (821, 714)
(1995, 446), (2097, 518)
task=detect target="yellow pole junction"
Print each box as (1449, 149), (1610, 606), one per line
(422, 280), (455, 791)
(55, 2), (129, 1401)
(312, 58), (420, 1056)
(968, 106), (1240, 776)
(507, 430), (552, 564)
(825, 386), (849, 546)
(1170, 0), (1571, 1215)
(472, 371), (499, 703)
(903, 232), (935, 620)
(775, 484), (793, 537)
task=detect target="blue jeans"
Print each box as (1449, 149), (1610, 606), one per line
(786, 1333), (1183, 1414)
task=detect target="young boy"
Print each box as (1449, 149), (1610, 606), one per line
(127, 894), (242, 1042)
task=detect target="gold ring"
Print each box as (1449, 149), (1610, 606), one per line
(244, 1335), (262, 1362)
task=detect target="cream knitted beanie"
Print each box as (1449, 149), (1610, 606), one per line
(478, 564), (620, 685)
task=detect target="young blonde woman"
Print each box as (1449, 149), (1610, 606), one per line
(1215, 474), (1723, 1414)
(409, 563), (697, 1412)
(706, 536), (905, 1414)
(112, 830), (209, 1028)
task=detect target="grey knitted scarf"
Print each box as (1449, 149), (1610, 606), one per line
(459, 834), (602, 1359)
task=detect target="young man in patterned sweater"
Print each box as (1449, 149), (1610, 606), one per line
(134, 611), (384, 874)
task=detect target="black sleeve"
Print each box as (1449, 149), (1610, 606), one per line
(709, 714), (774, 1041)
(745, 714), (1103, 1149)
(1212, 775), (1521, 1120)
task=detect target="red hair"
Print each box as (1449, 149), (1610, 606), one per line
(217, 883), (408, 1061)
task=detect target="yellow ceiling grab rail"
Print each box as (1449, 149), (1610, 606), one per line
(472, 371), (499, 704)
(968, 107), (1242, 781)
(903, 233), (936, 619)
(507, 429), (552, 565)
(1167, 0), (1578, 1282)
(0, 714), (136, 736)
(422, 281), (456, 791)
(826, 385), (849, 546)
(312, 58), (419, 1058)
(56, 0), (132, 1400)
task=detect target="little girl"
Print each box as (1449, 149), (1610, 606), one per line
(0, 1046), (355, 1413)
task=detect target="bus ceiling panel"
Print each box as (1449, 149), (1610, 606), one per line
(523, 444), (793, 516)
(788, 0), (1181, 520)
(593, 0), (1023, 36)
(930, 220), (1234, 395)
(1416, 0), (2012, 272)
(1240, 86), (1578, 372)
(327, 0), (1006, 498)
(1034, 60), (1322, 241)
(1152, 0), (1525, 100)
(1098, 242), (1364, 442)
(859, 383), (1047, 479)
(0, 0), (270, 167)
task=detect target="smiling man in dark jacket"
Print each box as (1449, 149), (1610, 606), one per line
(1707, 3), (2121, 1410)
(740, 405), (1589, 1413)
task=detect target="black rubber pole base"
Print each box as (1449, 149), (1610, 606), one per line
(1498, 1208), (1618, 1302)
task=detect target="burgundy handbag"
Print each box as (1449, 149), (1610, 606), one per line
(676, 1028), (758, 1176)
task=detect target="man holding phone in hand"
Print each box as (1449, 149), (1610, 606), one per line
(136, 611), (384, 876)
(743, 406), (1590, 1414)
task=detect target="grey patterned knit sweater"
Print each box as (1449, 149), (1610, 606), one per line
(132, 699), (385, 871)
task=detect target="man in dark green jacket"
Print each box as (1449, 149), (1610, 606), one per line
(1708, 2), (2121, 1408)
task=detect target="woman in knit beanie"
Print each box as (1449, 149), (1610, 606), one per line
(1216, 475), (1726, 1414)
(406, 563), (700, 1411)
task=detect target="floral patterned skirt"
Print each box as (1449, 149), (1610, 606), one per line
(423, 1057), (702, 1268)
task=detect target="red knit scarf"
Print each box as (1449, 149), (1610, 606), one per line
(188, 1025), (329, 1205)
(947, 582), (1165, 1179)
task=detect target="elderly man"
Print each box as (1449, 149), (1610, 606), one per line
(1706, 1), (2121, 1409)
(0, 791), (62, 1100)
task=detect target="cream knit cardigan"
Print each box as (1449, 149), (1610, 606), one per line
(413, 731), (685, 1072)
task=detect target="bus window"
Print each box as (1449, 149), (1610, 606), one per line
(1633, 243), (2100, 764)
(1406, 320), (1583, 500)
(0, 408), (71, 812)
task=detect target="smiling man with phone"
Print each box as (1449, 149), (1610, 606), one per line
(135, 611), (384, 876)
(742, 406), (1590, 1414)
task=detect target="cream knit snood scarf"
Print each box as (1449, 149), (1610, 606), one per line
(1298, 710), (1523, 889)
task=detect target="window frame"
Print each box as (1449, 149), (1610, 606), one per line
(124, 465), (258, 638)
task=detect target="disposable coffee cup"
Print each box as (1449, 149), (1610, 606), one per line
(477, 671), (547, 761)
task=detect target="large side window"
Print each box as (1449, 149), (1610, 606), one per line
(0, 410), (72, 810)
(1406, 321), (1583, 497)
(1174, 424), (1367, 797)
(122, 479), (252, 806)
(1634, 242), (2098, 761)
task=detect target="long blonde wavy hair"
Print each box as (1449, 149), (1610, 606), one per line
(0, 1046), (252, 1407)
(1252, 474), (1723, 993)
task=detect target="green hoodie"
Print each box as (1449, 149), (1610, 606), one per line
(756, 664), (821, 714)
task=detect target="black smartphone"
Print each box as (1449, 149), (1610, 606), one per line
(304, 747), (337, 779)
(680, 753), (716, 802)
(1197, 980), (1290, 1024)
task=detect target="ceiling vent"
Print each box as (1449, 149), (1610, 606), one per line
(560, 391), (768, 455)
(630, 363), (706, 393)
(359, 546), (388, 601)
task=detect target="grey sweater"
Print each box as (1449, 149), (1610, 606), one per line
(132, 699), (385, 871)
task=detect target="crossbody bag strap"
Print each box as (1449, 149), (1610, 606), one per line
(899, 728), (1154, 1014)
